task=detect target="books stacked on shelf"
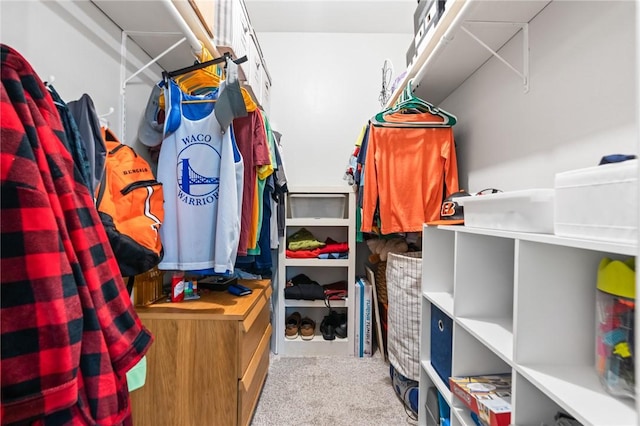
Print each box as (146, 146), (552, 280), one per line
(354, 277), (373, 357)
(449, 373), (512, 426)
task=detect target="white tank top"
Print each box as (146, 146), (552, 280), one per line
(157, 79), (243, 273)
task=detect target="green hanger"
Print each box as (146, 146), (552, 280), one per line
(372, 79), (457, 127)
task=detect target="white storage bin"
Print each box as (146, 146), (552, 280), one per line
(554, 160), (638, 244)
(215, 0), (251, 59)
(247, 30), (263, 104)
(261, 62), (272, 115)
(289, 194), (346, 219)
(463, 189), (555, 233)
(414, 0), (438, 57)
(261, 77), (271, 115)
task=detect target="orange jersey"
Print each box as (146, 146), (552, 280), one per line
(361, 114), (459, 234)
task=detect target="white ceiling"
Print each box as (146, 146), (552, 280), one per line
(244, 0), (416, 34)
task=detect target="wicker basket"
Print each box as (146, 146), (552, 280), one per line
(129, 267), (165, 306)
(375, 261), (388, 305)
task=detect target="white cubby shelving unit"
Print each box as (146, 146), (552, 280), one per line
(420, 224), (637, 426)
(274, 186), (356, 356)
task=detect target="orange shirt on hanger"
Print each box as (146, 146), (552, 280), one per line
(361, 112), (459, 234)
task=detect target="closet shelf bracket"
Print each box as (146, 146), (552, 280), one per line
(117, 0), (203, 139)
(120, 32), (186, 92)
(460, 21), (530, 93)
(119, 29), (200, 138)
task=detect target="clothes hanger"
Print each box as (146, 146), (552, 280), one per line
(158, 49), (257, 111)
(372, 79), (457, 128)
(197, 48), (256, 112)
(158, 47), (227, 107)
(98, 107), (114, 127)
(162, 52), (246, 82)
(181, 94), (217, 105)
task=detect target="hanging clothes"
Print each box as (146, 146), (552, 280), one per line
(271, 129), (288, 241)
(46, 83), (92, 190)
(1, 44), (152, 425)
(157, 78), (243, 273)
(247, 111), (276, 255)
(361, 110), (459, 234)
(253, 174), (274, 275)
(235, 111), (278, 277)
(232, 109), (271, 257)
(67, 93), (107, 193)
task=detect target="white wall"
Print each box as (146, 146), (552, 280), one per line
(258, 32), (413, 187)
(1, 1), (159, 152)
(441, 0), (637, 192)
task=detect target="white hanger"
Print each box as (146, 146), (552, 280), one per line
(98, 107), (114, 128)
(44, 75), (55, 91)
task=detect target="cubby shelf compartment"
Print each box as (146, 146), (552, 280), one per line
(419, 224), (638, 426)
(518, 364), (636, 426)
(286, 218), (350, 227)
(511, 372), (565, 426)
(283, 259), (350, 267)
(451, 406), (477, 426)
(423, 291), (454, 317)
(280, 337), (351, 357)
(455, 317), (513, 365)
(284, 299), (347, 308)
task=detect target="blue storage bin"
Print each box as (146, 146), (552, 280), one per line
(430, 304), (453, 386)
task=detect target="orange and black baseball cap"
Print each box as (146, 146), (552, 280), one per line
(427, 190), (472, 225)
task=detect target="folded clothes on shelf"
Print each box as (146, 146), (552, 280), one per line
(285, 273), (325, 300)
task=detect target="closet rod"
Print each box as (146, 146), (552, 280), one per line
(164, 53), (248, 78)
(161, 0), (202, 56)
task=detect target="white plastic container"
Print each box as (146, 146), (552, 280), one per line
(289, 193), (346, 219)
(214, 0), (251, 57)
(554, 160), (638, 244)
(463, 189), (555, 233)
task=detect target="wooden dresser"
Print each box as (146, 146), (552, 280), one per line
(130, 279), (272, 426)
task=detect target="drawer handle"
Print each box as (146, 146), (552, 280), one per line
(242, 294), (267, 333)
(438, 320), (444, 332)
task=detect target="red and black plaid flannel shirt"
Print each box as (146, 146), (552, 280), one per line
(1, 44), (153, 425)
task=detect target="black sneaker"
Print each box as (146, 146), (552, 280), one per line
(334, 312), (347, 339)
(320, 314), (336, 341)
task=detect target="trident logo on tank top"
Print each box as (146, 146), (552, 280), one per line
(176, 135), (220, 206)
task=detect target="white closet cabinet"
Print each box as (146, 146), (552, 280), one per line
(275, 187), (356, 356)
(421, 225), (637, 426)
(400, 0), (640, 425)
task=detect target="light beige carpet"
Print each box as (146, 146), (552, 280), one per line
(251, 352), (419, 426)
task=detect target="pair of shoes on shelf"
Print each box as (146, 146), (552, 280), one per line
(320, 310), (347, 341)
(285, 311), (316, 340)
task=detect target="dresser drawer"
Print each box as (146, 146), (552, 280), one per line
(238, 323), (271, 426)
(238, 291), (271, 378)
